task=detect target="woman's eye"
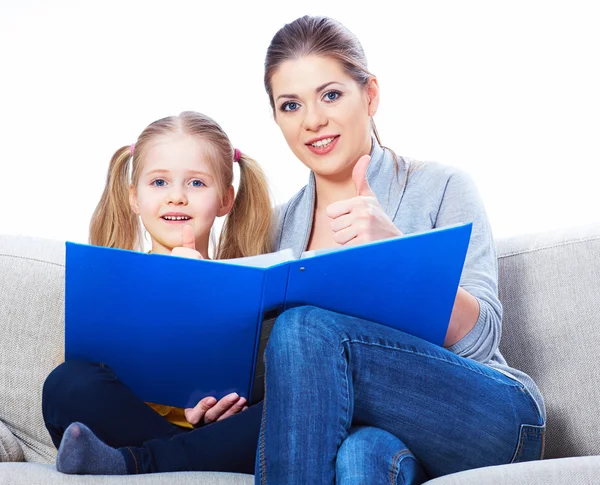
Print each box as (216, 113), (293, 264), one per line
(281, 101), (299, 112)
(324, 91), (341, 102)
(190, 180), (204, 188)
(152, 179), (166, 187)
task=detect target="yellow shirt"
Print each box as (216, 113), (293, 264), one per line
(146, 403), (193, 429)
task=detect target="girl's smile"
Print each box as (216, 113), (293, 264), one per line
(160, 212), (193, 223)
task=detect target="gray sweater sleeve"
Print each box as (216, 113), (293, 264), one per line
(434, 169), (503, 363)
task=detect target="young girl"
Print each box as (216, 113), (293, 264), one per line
(43, 110), (271, 474)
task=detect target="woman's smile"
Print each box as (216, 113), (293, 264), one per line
(305, 135), (340, 155)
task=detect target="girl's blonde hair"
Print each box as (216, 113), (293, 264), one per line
(89, 111), (272, 259)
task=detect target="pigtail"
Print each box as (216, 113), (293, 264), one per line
(217, 153), (272, 259)
(89, 146), (143, 250)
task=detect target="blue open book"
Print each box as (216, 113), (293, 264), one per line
(65, 223), (472, 408)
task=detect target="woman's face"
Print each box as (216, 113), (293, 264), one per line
(270, 55), (379, 180)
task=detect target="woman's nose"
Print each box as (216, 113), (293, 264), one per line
(302, 104), (328, 132)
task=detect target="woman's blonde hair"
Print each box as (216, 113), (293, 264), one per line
(89, 111), (272, 259)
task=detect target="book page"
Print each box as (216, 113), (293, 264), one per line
(300, 247), (340, 259)
(219, 248), (296, 268)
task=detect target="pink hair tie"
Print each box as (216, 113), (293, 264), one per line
(129, 144), (135, 157)
(234, 148), (242, 162)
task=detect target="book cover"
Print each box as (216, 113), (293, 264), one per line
(65, 223), (472, 408)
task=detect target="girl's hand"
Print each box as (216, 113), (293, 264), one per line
(184, 393), (249, 426)
(171, 225), (203, 259)
(326, 155), (403, 245)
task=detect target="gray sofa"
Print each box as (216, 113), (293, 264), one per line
(1, 223), (599, 484)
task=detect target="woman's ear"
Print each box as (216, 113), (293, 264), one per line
(129, 185), (140, 215)
(366, 77), (380, 117)
(217, 185), (235, 217)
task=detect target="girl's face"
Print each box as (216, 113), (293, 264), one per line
(130, 133), (233, 255)
(270, 54), (379, 180)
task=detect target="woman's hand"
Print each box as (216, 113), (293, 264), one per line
(171, 225), (203, 259)
(326, 155), (402, 245)
(184, 392), (249, 426)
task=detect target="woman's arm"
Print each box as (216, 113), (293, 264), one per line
(444, 287), (480, 347)
(433, 169), (503, 362)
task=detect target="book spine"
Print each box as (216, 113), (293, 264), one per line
(249, 307), (283, 404)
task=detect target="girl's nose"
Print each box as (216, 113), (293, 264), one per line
(166, 187), (188, 205)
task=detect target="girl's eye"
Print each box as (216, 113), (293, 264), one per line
(281, 101), (300, 112)
(323, 90), (341, 102)
(190, 180), (204, 188)
(152, 179), (166, 187)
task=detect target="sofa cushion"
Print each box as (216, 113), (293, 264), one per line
(0, 420), (23, 463)
(0, 235), (66, 463)
(426, 456), (600, 484)
(496, 223), (600, 459)
(0, 463), (253, 485)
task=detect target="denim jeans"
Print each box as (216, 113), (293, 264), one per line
(42, 360), (261, 474)
(255, 306), (545, 485)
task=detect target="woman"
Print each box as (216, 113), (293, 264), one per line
(54, 16), (545, 485)
(256, 15), (545, 484)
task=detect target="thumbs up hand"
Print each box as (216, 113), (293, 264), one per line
(326, 155), (402, 246)
(171, 225), (204, 259)
(352, 154), (376, 197)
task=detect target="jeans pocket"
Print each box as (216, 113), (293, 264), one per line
(511, 423), (546, 463)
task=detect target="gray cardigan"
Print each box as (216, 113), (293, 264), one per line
(273, 139), (546, 422)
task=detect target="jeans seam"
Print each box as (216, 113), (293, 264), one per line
(511, 424), (546, 463)
(540, 428), (546, 460)
(511, 425), (526, 463)
(344, 338), (520, 387)
(125, 447), (139, 474)
(390, 449), (411, 484)
(516, 386), (545, 427)
(259, 356), (268, 485)
(338, 341), (352, 449)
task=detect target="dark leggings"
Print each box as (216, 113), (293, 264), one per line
(42, 360), (260, 474)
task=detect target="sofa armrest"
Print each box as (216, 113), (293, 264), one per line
(426, 456), (600, 484)
(0, 420), (24, 463)
(0, 234), (65, 463)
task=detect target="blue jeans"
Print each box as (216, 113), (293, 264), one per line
(255, 306), (545, 485)
(42, 360), (261, 474)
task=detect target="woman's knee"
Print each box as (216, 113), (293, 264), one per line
(337, 427), (426, 485)
(267, 305), (343, 353)
(338, 426), (401, 461)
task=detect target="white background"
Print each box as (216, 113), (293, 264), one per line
(1, 0), (598, 244)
